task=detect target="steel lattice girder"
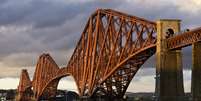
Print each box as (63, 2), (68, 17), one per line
(66, 9), (157, 97)
(167, 27), (201, 50)
(16, 9), (201, 100)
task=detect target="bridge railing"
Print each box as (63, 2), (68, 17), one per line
(167, 27), (201, 50)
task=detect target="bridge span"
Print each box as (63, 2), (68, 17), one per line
(16, 9), (201, 101)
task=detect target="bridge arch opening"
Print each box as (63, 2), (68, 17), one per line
(127, 55), (156, 93)
(181, 46), (192, 93)
(38, 75), (79, 100)
(45, 76), (80, 100)
(57, 76), (78, 93)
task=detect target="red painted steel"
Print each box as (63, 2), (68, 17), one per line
(167, 27), (201, 50)
(17, 69), (32, 101)
(16, 9), (201, 100)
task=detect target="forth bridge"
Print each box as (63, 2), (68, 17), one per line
(17, 9), (201, 101)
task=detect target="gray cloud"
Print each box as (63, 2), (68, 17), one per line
(142, 46), (193, 69)
(0, 0), (200, 78)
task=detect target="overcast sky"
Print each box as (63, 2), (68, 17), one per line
(0, 0), (200, 92)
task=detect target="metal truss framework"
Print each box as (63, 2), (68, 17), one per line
(17, 9), (201, 100)
(32, 54), (70, 100)
(67, 9), (157, 97)
(17, 70), (32, 101)
(167, 27), (201, 50)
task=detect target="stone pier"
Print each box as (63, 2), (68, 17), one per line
(192, 42), (201, 101)
(156, 19), (184, 101)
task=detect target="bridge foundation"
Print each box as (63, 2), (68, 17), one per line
(192, 42), (201, 101)
(156, 19), (184, 101)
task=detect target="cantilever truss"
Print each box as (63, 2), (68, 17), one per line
(17, 9), (201, 100)
(17, 69), (32, 101)
(66, 9), (157, 97)
(32, 54), (70, 100)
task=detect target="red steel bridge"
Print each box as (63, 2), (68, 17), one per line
(17, 9), (201, 101)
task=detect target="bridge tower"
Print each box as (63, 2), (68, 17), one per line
(192, 41), (201, 100)
(156, 19), (184, 101)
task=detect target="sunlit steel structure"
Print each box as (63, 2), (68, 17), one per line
(16, 9), (201, 101)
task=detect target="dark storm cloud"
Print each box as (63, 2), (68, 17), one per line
(0, 0), (68, 27)
(0, 0), (122, 67)
(0, 0), (200, 77)
(115, 0), (201, 28)
(0, 0), (121, 28)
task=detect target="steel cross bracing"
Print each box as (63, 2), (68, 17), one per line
(66, 9), (157, 97)
(18, 70), (32, 93)
(17, 70), (32, 100)
(167, 27), (201, 50)
(32, 54), (70, 100)
(17, 9), (201, 100)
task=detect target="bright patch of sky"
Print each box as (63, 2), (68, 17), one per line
(0, 68), (192, 93)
